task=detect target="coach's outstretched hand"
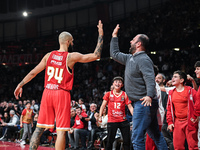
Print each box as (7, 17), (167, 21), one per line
(112, 24), (120, 37)
(97, 20), (103, 36)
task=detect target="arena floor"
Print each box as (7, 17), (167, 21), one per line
(0, 141), (55, 150)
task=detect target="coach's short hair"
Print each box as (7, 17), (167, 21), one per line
(138, 34), (149, 50)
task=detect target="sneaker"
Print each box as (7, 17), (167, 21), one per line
(20, 140), (26, 145)
(0, 137), (7, 141)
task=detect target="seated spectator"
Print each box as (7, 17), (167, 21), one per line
(0, 110), (20, 141)
(97, 107), (108, 129)
(95, 107), (108, 149)
(23, 100), (27, 108)
(66, 108), (76, 149)
(0, 112), (10, 137)
(86, 103), (99, 149)
(40, 123), (56, 145)
(31, 100), (39, 113)
(32, 113), (39, 133)
(4, 101), (14, 114)
(20, 102), (34, 145)
(77, 98), (86, 112)
(3, 112), (10, 123)
(14, 103), (21, 117)
(17, 100), (24, 114)
(0, 101), (4, 117)
(68, 107), (88, 150)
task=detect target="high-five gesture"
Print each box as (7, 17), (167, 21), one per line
(112, 24), (120, 37)
(97, 20), (103, 36)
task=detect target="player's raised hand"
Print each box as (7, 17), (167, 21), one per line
(14, 84), (23, 99)
(112, 24), (120, 37)
(97, 20), (103, 36)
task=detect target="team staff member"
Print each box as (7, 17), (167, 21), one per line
(110, 24), (168, 150)
(14, 20), (103, 150)
(99, 76), (133, 150)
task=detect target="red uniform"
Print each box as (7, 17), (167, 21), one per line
(37, 51), (74, 131)
(166, 86), (198, 149)
(103, 90), (131, 123)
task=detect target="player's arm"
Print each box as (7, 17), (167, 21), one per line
(14, 53), (50, 99)
(98, 100), (107, 122)
(68, 20), (103, 68)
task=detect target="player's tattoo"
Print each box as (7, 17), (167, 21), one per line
(68, 53), (71, 61)
(94, 35), (103, 58)
(29, 127), (45, 150)
(19, 81), (25, 87)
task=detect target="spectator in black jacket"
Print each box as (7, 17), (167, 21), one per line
(86, 103), (98, 149)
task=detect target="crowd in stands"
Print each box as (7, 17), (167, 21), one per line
(0, 0), (200, 149)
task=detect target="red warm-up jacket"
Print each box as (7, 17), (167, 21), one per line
(166, 86), (198, 131)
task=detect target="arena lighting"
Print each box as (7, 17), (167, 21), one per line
(96, 59), (100, 61)
(150, 51), (156, 54)
(25, 62), (29, 65)
(23, 11), (28, 17)
(2, 63), (6, 65)
(110, 57), (112, 59)
(22, 11), (32, 17)
(174, 48), (180, 51)
(199, 45), (200, 47)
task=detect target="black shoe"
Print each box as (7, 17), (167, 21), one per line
(87, 141), (94, 149)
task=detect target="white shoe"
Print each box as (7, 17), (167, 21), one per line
(20, 140), (26, 145)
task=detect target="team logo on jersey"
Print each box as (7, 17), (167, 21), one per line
(121, 95), (125, 101)
(110, 94), (114, 101)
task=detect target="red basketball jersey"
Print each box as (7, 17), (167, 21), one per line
(44, 51), (74, 91)
(103, 90), (131, 123)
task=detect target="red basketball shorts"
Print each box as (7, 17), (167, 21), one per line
(37, 88), (71, 131)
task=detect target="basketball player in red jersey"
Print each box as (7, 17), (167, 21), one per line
(14, 20), (103, 150)
(99, 76), (133, 150)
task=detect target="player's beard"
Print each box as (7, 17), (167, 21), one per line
(129, 43), (136, 54)
(68, 43), (74, 52)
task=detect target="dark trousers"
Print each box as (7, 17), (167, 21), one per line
(40, 130), (51, 144)
(89, 127), (106, 144)
(106, 120), (130, 150)
(161, 123), (174, 150)
(7, 126), (19, 139)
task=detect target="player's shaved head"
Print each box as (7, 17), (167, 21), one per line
(59, 32), (72, 44)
